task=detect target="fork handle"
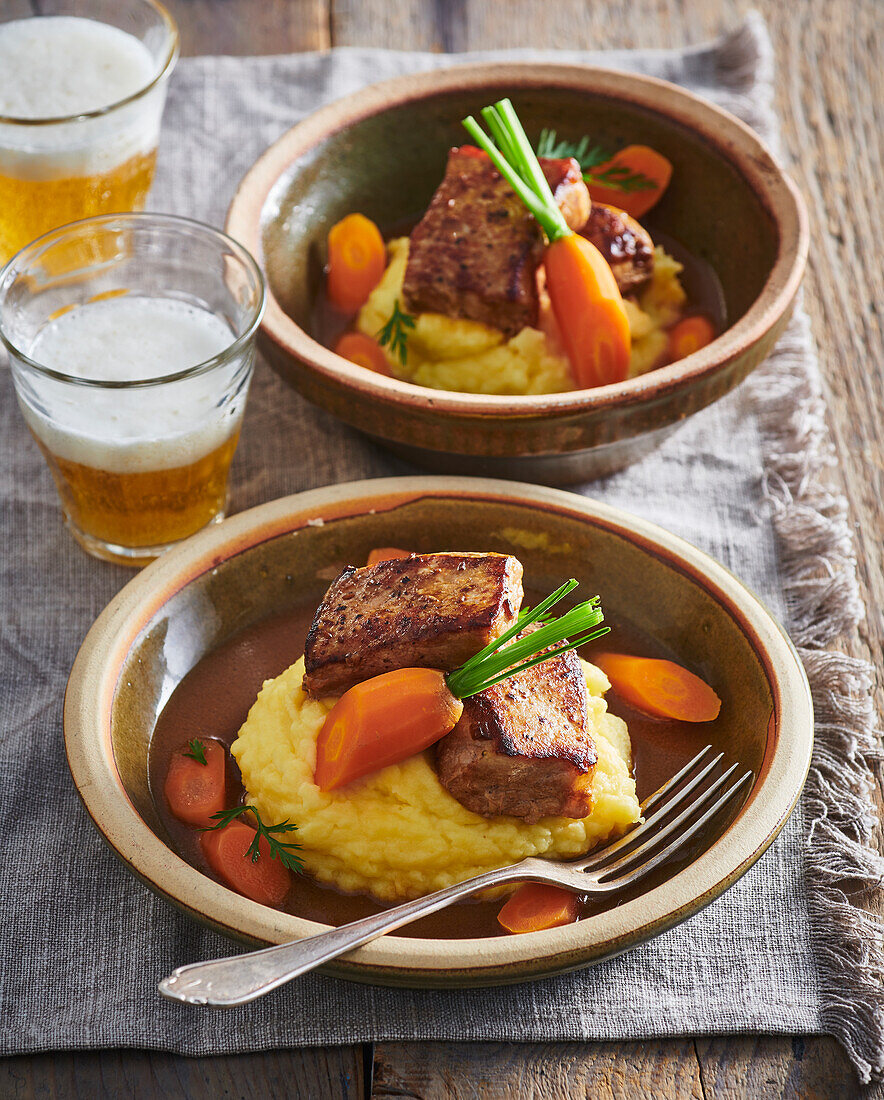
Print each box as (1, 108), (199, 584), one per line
(159, 862), (536, 1006)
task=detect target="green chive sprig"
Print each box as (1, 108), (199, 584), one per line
(446, 579), (609, 700)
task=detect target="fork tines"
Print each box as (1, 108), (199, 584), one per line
(579, 745), (753, 892)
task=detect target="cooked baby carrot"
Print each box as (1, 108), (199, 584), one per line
(462, 100), (630, 390)
(200, 820), (291, 907)
(366, 547), (412, 566)
(164, 739), (226, 827)
(334, 332), (392, 375)
(594, 653), (721, 722)
(587, 145), (673, 220)
(667, 314), (716, 361)
(497, 884), (579, 934)
(544, 232), (631, 388)
(326, 213), (387, 312)
(315, 667), (464, 791)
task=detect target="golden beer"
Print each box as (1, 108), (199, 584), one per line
(0, 149), (157, 262)
(34, 432), (240, 553)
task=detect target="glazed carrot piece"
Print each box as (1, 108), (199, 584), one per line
(366, 547), (412, 566)
(326, 213), (387, 312)
(164, 739), (226, 827)
(594, 653), (721, 722)
(667, 314), (716, 361)
(200, 820), (292, 907)
(587, 145), (673, 220)
(334, 332), (392, 375)
(497, 884), (580, 934)
(314, 667), (464, 791)
(544, 232), (631, 388)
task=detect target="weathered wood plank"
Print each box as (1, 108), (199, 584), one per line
(164, 0), (330, 56)
(0, 1047), (365, 1100)
(695, 1035), (878, 1099)
(372, 1040), (705, 1099)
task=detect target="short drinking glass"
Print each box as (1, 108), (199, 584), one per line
(0, 0), (179, 261)
(0, 212), (266, 565)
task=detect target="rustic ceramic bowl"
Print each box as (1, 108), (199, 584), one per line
(65, 477), (812, 988)
(226, 64), (808, 485)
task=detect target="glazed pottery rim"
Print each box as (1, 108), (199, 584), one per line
(226, 61), (809, 418)
(64, 477), (813, 984)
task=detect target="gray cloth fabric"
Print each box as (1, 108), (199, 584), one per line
(1, 15), (877, 1077)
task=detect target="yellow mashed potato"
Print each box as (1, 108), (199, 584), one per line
(231, 656), (640, 903)
(356, 237), (687, 394)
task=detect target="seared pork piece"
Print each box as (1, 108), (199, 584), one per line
(580, 202), (655, 294)
(402, 148), (590, 337)
(436, 634), (596, 823)
(302, 552), (524, 697)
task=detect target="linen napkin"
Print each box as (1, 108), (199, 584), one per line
(1, 14), (881, 1083)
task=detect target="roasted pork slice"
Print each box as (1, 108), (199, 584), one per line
(579, 202), (655, 294)
(401, 148), (590, 336)
(435, 638), (596, 823)
(302, 552), (524, 697)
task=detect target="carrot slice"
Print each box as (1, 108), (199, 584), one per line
(497, 884), (579, 934)
(543, 233), (631, 388)
(200, 820), (291, 907)
(667, 314), (716, 361)
(314, 667), (464, 791)
(334, 332), (392, 375)
(587, 145), (673, 220)
(366, 547), (412, 566)
(594, 653), (721, 722)
(164, 739), (226, 827)
(326, 213), (387, 312)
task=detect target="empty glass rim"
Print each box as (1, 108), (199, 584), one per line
(0, 0), (179, 127)
(0, 211), (266, 389)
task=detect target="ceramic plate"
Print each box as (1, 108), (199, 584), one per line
(64, 478), (813, 987)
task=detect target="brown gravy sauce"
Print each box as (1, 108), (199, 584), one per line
(148, 595), (727, 940)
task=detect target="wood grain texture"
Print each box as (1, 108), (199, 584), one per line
(372, 1040), (705, 1099)
(164, 0), (330, 55)
(11, 2), (878, 1098)
(0, 1047), (365, 1099)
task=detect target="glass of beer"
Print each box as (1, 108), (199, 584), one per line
(0, 0), (178, 262)
(0, 213), (266, 566)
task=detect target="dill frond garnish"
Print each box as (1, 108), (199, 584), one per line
(535, 128), (657, 194)
(183, 738), (207, 765)
(376, 299), (416, 365)
(204, 805), (304, 872)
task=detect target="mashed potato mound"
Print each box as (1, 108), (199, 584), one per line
(231, 656), (640, 903)
(356, 237), (687, 393)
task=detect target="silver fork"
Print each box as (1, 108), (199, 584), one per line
(159, 745), (751, 1006)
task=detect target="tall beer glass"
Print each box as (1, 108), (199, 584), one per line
(0, 0), (178, 262)
(0, 213), (266, 566)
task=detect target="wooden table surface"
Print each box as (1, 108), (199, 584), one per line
(6, 1), (881, 1096)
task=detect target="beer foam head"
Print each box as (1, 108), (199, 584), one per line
(0, 17), (157, 119)
(20, 296), (251, 473)
(0, 17), (165, 179)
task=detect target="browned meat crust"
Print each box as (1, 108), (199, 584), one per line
(302, 552), (524, 697)
(580, 202), (655, 294)
(435, 636), (596, 823)
(402, 148), (590, 336)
